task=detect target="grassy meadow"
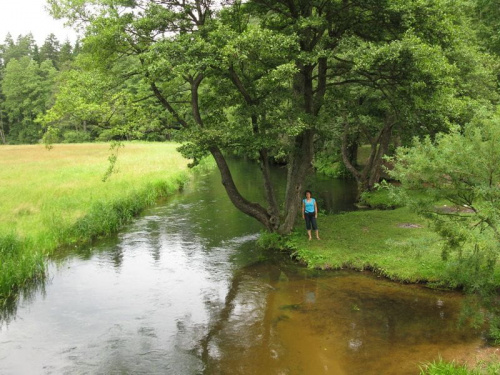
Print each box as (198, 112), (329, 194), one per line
(0, 142), (190, 300)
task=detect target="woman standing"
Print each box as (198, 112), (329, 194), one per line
(302, 190), (320, 240)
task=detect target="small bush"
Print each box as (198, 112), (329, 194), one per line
(359, 188), (401, 209)
(257, 232), (288, 251)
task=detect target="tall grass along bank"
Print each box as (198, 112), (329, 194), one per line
(0, 142), (190, 301)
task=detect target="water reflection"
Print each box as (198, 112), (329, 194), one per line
(201, 260), (481, 375)
(0, 281), (47, 328)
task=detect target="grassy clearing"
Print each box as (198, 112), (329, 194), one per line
(284, 206), (500, 287)
(0, 142), (190, 300)
(286, 208), (450, 284)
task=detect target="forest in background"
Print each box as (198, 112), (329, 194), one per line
(0, 33), (81, 144)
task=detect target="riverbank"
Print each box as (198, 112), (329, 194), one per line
(285, 207), (499, 287)
(0, 142), (190, 301)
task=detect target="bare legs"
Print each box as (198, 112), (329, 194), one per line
(307, 230), (320, 240)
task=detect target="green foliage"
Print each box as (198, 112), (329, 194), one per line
(39, 34), (61, 68)
(0, 33), (79, 144)
(420, 358), (478, 375)
(67, 176), (187, 244)
(390, 111), (500, 340)
(420, 357), (500, 375)
(390, 114), (500, 287)
(101, 141), (124, 182)
(0, 233), (22, 258)
(0, 33), (38, 66)
(487, 314), (500, 345)
(1, 56), (57, 143)
(472, 0), (500, 55)
(313, 151), (352, 179)
(257, 231), (289, 251)
(39, 52), (173, 143)
(359, 187), (401, 210)
(0, 233), (45, 301)
(41, 0), (500, 232)
(62, 130), (91, 143)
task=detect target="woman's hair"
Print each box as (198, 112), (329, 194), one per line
(304, 190), (312, 196)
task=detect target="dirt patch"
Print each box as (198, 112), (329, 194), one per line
(397, 223), (423, 228)
(436, 205), (475, 214)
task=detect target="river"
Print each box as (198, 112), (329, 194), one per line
(0, 161), (485, 374)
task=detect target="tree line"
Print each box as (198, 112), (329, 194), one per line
(0, 33), (81, 144)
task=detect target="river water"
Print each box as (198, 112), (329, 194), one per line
(0, 162), (485, 374)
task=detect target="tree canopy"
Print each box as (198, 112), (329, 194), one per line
(37, 0), (496, 233)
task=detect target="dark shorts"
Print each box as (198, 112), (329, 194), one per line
(304, 212), (318, 230)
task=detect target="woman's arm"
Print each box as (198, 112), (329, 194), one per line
(314, 200), (318, 218)
(302, 200), (305, 219)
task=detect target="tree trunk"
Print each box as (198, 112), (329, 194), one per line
(279, 129), (315, 234)
(368, 121), (393, 189)
(210, 146), (274, 231)
(345, 133), (359, 169)
(342, 119), (394, 198)
(278, 60), (317, 234)
(259, 149), (280, 230)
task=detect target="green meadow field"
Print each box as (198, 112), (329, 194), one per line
(0, 142), (190, 300)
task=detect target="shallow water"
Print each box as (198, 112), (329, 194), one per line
(0, 162), (485, 374)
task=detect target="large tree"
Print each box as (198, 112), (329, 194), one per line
(48, 0), (482, 233)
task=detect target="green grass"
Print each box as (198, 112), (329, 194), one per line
(420, 359), (478, 375)
(288, 208), (450, 283)
(420, 358), (500, 375)
(285, 207), (500, 287)
(0, 142), (190, 300)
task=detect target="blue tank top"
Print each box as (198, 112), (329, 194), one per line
(303, 198), (316, 213)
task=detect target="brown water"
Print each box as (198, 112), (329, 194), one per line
(202, 262), (482, 375)
(0, 161), (486, 374)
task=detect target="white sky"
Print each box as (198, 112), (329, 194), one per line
(0, 0), (79, 45)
